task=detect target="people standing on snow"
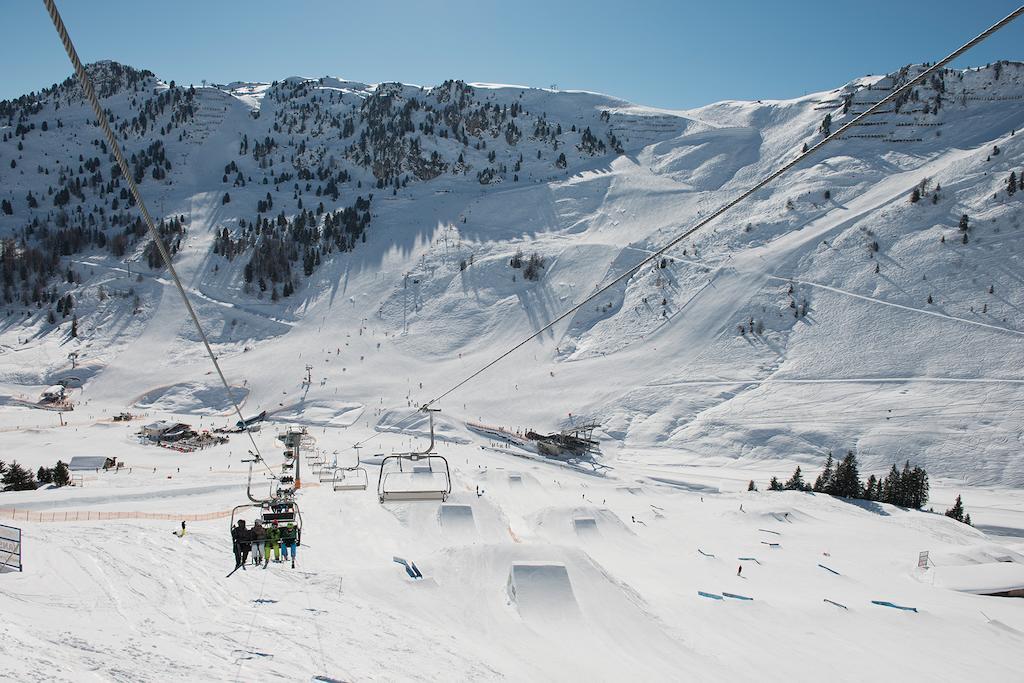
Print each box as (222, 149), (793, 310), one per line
(250, 521), (265, 566)
(265, 521), (282, 564)
(737, 565), (743, 577)
(232, 520), (251, 569)
(280, 522), (298, 568)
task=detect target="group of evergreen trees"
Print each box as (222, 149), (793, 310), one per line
(218, 196), (372, 299)
(0, 459), (71, 491)
(762, 451), (930, 508)
(759, 452), (976, 526)
(509, 250), (546, 281)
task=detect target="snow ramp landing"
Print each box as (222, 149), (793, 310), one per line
(507, 562), (580, 620)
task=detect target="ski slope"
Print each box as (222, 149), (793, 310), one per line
(1, 421), (1023, 681)
(1, 59), (1024, 679)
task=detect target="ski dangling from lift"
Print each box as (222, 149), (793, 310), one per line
(226, 563), (247, 578)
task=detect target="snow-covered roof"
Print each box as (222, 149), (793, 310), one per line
(67, 456), (108, 470)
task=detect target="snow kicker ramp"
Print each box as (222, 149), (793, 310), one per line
(424, 544), (710, 679)
(507, 562), (579, 619)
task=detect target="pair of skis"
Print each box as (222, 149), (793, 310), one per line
(393, 556), (423, 579)
(226, 557), (295, 578)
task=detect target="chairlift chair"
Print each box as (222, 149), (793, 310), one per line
(376, 407), (451, 503)
(333, 465), (369, 491)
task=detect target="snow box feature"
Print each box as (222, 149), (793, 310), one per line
(438, 504), (476, 531)
(506, 562), (580, 619)
(573, 517), (599, 536)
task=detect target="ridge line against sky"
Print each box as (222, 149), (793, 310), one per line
(1, 0), (1023, 109)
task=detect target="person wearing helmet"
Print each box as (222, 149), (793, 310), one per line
(265, 521), (282, 565)
(280, 521), (298, 568)
(231, 520), (251, 570)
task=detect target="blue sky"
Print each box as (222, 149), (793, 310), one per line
(3, 1), (1022, 108)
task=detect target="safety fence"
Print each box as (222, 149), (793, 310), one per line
(0, 507), (233, 523)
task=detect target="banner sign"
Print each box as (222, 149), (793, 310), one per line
(0, 524), (22, 571)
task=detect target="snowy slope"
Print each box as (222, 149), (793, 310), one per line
(2, 62), (1022, 486)
(1, 60), (1023, 680)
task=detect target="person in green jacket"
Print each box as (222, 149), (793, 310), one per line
(280, 522), (298, 568)
(264, 521), (282, 565)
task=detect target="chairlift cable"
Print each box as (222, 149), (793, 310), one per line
(42, 0), (275, 478)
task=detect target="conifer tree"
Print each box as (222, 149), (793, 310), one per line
(944, 495), (965, 522)
(784, 466), (808, 491)
(747, 480), (757, 492)
(53, 460), (70, 487)
(881, 464), (900, 504)
(863, 474), (878, 500)
(768, 476), (783, 491)
(832, 451), (862, 498)
(813, 452), (835, 493)
(1, 461), (36, 491)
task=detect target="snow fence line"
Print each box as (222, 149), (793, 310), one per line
(0, 507), (234, 523)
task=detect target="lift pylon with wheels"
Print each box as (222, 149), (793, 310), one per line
(377, 406), (452, 503)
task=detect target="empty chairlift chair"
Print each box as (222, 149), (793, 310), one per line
(376, 408), (452, 503)
(331, 449), (368, 491)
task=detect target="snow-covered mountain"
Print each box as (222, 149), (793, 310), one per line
(1, 60), (1023, 484)
(3, 59), (1024, 682)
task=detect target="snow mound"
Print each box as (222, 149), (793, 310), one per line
(132, 382), (248, 414)
(531, 505), (633, 541)
(271, 401), (363, 427)
(933, 562), (1024, 595)
(375, 407), (471, 444)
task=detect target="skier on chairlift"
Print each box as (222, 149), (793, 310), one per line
(280, 521), (298, 568)
(250, 520), (265, 566)
(231, 520), (251, 570)
(265, 521), (282, 565)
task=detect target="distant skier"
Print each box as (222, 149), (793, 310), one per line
(737, 565), (743, 577)
(232, 520), (251, 570)
(172, 521), (187, 538)
(280, 522), (298, 568)
(250, 521), (265, 566)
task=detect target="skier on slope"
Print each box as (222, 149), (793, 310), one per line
(231, 520), (252, 570)
(250, 520), (265, 566)
(172, 521), (187, 537)
(280, 521), (298, 568)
